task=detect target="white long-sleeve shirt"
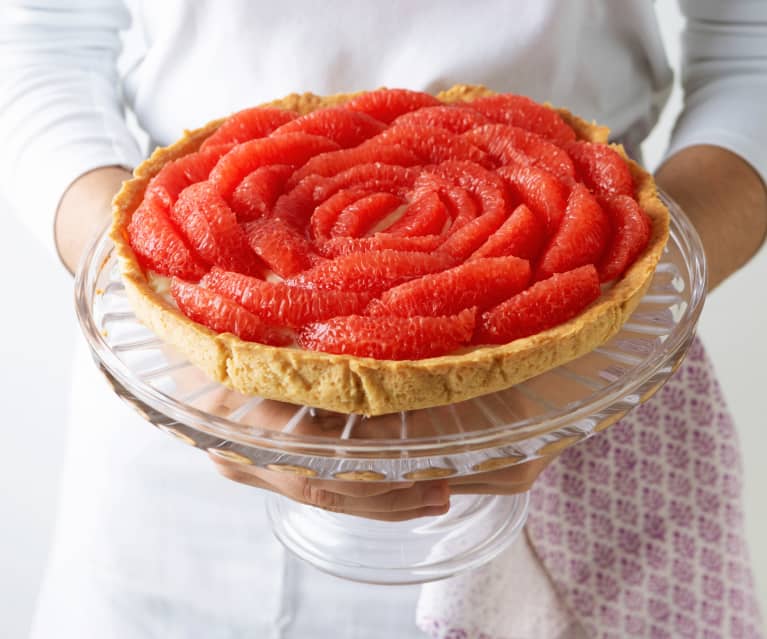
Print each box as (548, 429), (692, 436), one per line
(1, 0), (767, 258)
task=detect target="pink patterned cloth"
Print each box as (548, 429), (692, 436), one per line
(419, 338), (765, 639)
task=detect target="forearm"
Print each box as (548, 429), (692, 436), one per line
(655, 145), (767, 291)
(55, 166), (133, 274)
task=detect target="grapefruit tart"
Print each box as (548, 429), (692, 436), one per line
(110, 85), (669, 415)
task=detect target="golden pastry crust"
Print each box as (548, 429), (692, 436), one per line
(111, 85), (669, 416)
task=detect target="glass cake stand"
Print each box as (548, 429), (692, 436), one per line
(75, 194), (706, 584)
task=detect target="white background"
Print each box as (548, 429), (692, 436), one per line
(0, 2), (765, 637)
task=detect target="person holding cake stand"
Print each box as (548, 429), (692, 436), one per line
(1, 1), (766, 637)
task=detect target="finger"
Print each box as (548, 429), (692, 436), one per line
(210, 457), (416, 498)
(214, 462), (451, 521)
(299, 479), (450, 513)
(270, 475), (450, 513)
(449, 482), (533, 495)
(303, 478), (416, 498)
(335, 503), (451, 522)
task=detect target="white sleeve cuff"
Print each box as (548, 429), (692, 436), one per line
(664, 79), (767, 187)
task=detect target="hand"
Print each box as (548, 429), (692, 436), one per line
(210, 457), (451, 521)
(56, 166), (132, 273)
(210, 453), (555, 521)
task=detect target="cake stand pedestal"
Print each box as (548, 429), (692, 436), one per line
(75, 194), (705, 584)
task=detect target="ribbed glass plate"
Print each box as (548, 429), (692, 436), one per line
(76, 194), (705, 481)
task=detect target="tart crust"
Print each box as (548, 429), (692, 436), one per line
(111, 85), (669, 416)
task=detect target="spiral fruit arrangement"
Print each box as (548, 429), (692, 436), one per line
(112, 85), (668, 414)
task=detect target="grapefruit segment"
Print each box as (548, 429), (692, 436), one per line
(471, 204), (547, 261)
(597, 195), (652, 282)
(298, 308), (476, 360)
(145, 148), (223, 211)
(437, 210), (507, 261)
(310, 189), (370, 242)
(425, 161), (511, 260)
(426, 161), (509, 218)
(230, 164), (293, 222)
(331, 192), (403, 238)
(536, 184), (612, 280)
(374, 125), (488, 165)
(318, 234), (444, 258)
(272, 176), (326, 228)
(461, 94), (576, 145)
(567, 141), (634, 197)
(497, 162), (568, 233)
(244, 217), (314, 278)
(210, 132), (339, 201)
(313, 163), (418, 201)
(384, 192), (448, 237)
(171, 182), (263, 276)
(127, 200), (207, 280)
(476, 265), (600, 344)
(343, 88), (441, 123)
(289, 144), (421, 186)
(439, 185), (479, 230)
(393, 105), (491, 134)
(200, 107), (297, 151)
(287, 250), (454, 294)
(271, 108), (386, 148)
(170, 278), (290, 345)
(368, 256), (531, 318)
(465, 124), (575, 181)
(200, 267), (370, 328)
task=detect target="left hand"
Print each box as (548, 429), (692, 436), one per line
(210, 453), (555, 520)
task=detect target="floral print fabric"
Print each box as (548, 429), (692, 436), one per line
(419, 339), (764, 639)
